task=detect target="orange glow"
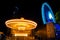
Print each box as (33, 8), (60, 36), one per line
(46, 22), (55, 38)
(5, 17), (37, 36)
(0, 32), (3, 34)
(5, 18), (37, 30)
(14, 33), (28, 36)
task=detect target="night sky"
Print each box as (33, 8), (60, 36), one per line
(0, 0), (60, 35)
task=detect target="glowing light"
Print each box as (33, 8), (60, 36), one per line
(0, 32), (3, 34)
(56, 33), (58, 36)
(46, 22), (55, 38)
(5, 18), (37, 30)
(48, 11), (53, 19)
(14, 33), (28, 36)
(41, 2), (56, 24)
(5, 17), (37, 36)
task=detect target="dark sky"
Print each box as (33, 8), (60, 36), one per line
(0, 0), (60, 34)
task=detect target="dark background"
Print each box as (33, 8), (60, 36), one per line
(0, 0), (60, 35)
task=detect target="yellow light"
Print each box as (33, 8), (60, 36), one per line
(14, 33), (28, 36)
(5, 17), (37, 36)
(18, 27), (25, 30)
(5, 18), (37, 30)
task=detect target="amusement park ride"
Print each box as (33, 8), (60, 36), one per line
(5, 17), (37, 40)
(41, 2), (60, 39)
(0, 2), (60, 40)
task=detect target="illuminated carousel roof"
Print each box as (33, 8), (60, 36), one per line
(5, 18), (37, 30)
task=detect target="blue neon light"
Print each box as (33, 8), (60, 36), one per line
(48, 11), (53, 19)
(41, 2), (56, 24)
